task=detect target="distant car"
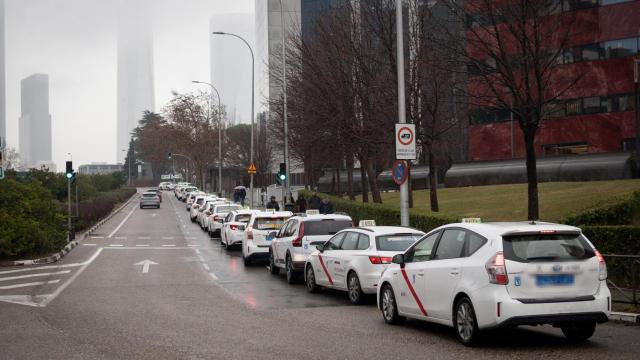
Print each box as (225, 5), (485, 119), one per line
(186, 191), (205, 211)
(207, 203), (243, 238)
(221, 209), (260, 249)
(192, 196), (217, 223)
(139, 191), (160, 209)
(198, 199), (227, 228)
(241, 211), (293, 265)
(269, 211), (354, 284)
(180, 187), (198, 202)
(147, 188), (162, 202)
(188, 194), (207, 217)
(305, 223), (425, 305)
(376, 220), (610, 346)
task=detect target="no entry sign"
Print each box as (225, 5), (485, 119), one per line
(395, 123), (416, 160)
(392, 160), (409, 186)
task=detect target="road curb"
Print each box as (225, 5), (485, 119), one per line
(609, 311), (640, 324)
(0, 192), (137, 267)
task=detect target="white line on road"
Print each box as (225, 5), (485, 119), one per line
(90, 236), (104, 239)
(209, 272), (219, 281)
(0, 280), (61, 290)
(188, 244), (200, 247)
(0, 270), (71, 282)
(135, 244), (150, 247)
(0, 262), (86, 275)
(162, 244), (176, 247)
(195, 249), (201, 254)
(109, 244), (124, 247)
(107, 204), (137, 238)
(202, 263), (210, 271)
(83, 243), (97, 246)
(40, 248), (104, 307)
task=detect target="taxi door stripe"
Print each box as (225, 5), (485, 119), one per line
(318, 255), (333, 285)
(400, 268), (427, 316)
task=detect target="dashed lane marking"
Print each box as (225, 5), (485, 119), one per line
(209, 272), (219, 281)
(109, 244), (124, 247)
(195, 249), (201, 254)
(0, 270), (71, 282)
(83, 244), (97, 246)
(188, 244), (200, 247)
(162, 244), (176, 247)
(0, 280), (61, 290)
(202, 263), (210, 271)
(107, 204), (137, 238)
(91, 236), (104, 239)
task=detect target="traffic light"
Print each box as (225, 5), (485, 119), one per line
(277, 162), (286, 184)
(65, 161), (76, 183)
(167, 152), (172, 160)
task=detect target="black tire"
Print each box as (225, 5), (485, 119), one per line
(305, 265), (320, 293)
(269, 251), (279, 275)
(453, 297), (480, 346)
(347, 272), (364, 305)
(285, 255), (297, 284)
(561, 321), (596, 342)
(243, 254), (251, 266)
(380, 284), (405, 325)
(190, 217), (195, 223)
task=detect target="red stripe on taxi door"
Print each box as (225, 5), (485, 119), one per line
(318, 255), (333, 285)
(400, 268), (427, 316)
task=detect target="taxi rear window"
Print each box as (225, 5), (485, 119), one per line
(503, 233), (595, 263)
(235, 214), (252, 223)
(254, 217), (287, 230)
(376, 233), (422, 251)
(216, 205), (241, 213)
(304, 220), (352, 236)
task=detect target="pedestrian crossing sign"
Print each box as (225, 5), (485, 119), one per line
(247, 163), (257, 174)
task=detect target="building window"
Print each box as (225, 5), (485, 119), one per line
(611, 93), (635, 112)
(603, 38), (639, 58)
(583, 96), (604, 114)
(566, 99), (583, 115)
(542, 142), (589, 156)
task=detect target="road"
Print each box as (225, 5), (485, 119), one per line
(0, 190), (638, 359)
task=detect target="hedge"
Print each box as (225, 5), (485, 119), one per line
(300, 191), (458, 233)
(581, 225), (640, 255)
(564, 191), (640, 226)
(75, 187), (137, 230)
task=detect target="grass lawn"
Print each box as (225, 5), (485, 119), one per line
(355, 180), (640, 223)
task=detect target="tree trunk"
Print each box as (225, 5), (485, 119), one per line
(331, 169), (336, 194)
(407, 163), (413, 208)
(429, 150), (439, 212)
(366, 157), (382, 203)
(336, 160), (342, 197)
(524, 130), (540, 220)
(359, 154), (369, 203)
(347, 154), (355, 200)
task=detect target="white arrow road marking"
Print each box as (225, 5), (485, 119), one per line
(0, 280), (60, 290)
(0, 270), (70, 282)
(151, 213), (158, 217)
(134, 259), (158, 274)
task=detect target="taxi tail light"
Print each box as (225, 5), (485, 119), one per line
(213, 215), (220, 222)
(486, 251), (508, 285)
(292, 222), (305, 247)
(230, 224), (238, 231)
(595, 250), (607, 281)
(369, 256), (393, 264)
(247, 227), (254, 240)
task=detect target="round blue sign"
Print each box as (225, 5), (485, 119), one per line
(392, 160), (408, 186)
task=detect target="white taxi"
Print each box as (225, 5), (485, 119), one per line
(377, 220), (611, 346)
(269, 211), (353, 284)
(242, 210), (293, 265)
(305, 221), (425, 305)
(206, 203), (243, 238)
(221, 209), (259, 249)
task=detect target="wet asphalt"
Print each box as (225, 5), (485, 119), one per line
(0, 189), (638, 359)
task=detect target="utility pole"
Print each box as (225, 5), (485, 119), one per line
(279, 0), (290, 206)
(396, 0), (409, 227)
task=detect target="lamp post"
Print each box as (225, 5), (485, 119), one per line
(279, 0), (290, 206)
(212, 31), (255, 207)
(66, 153), (72, 239)
(192, 80), (223, 196)
(396, 0), (409, 227)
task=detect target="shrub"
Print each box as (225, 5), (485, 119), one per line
(580, 225), (640, 255)
(301, 191), (457, 233)
(75, 187), (137, 230)
(564, 191), (640, 226)
(0, 179), (67, 260)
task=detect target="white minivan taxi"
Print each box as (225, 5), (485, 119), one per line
(241, 210), (293, 265)
(377, 220), (610, 346)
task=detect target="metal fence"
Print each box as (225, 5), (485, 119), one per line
(603, 254), (639, 305)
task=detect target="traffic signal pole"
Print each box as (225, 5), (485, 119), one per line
(396, 0), (410, 227)
(67, 178), (72, 240)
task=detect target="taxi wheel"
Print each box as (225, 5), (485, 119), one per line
(243, 253), (251, 266)
(269, 252), (279, 275)
(305, 265), (320, 293)
(381, 285), (404, 325)
(454, 297), (480, 346)
(561, 321), (596, 342)
(347, 272), (364, 305)
(286, 255), (297, 284)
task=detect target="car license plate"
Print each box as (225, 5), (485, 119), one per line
(536, 274), (574, 287)
(265, 234), (275, 241)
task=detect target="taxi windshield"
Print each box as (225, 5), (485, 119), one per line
(254, 217), (287, 230)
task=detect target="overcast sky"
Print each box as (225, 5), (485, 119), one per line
(5, 0), (255, 170)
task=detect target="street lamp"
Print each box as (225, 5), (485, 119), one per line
(192, 80), (223, 196)
(212, 30), (255, 208)
(279, 0), (291, 206)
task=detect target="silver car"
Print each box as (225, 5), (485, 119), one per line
(140, 191), (161, 209)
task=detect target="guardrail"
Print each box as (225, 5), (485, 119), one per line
(603, 254), (639, 305)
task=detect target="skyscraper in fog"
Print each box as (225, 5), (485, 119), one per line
(0, 0), (6, 142)
(19, 74), (52, 168)
(116, 0), (155, 163)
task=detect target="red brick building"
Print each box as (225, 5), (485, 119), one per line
(467, 0), (639, 161)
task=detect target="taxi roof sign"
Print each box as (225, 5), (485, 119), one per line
(305, 210), (320, 215)
(461, 218), (482, 224)
(358, 220), (376, 227)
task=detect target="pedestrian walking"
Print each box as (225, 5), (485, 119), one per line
(239, 188), (247, 206)
(295, 194), (307, 213)
(319, 198), (333, 214)
(308, 192), (322, 210)
(266, 196), (280, 211)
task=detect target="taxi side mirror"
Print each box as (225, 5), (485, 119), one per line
(316, 244), (324, 253)
(392, 254), (405, 266)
